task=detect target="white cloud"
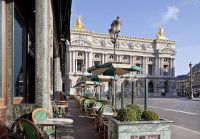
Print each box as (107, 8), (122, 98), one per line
(153, 6), (180, 28)
(182, 0), (200, 5)
(162, 6), (179, 24)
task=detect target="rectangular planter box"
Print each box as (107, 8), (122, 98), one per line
(107, 116), (174, 139)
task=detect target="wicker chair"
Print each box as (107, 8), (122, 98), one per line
(32, 108), (52, 124)
(91, 101), (104, 117)
(18, 118), (43, 139)
(32, 108), (54, 136)
(97, 105), (116, 134)
(51, 101), (68, 118)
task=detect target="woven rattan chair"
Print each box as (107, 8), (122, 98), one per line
(32, 108), (52, 124)
(18, 118), (43, 139)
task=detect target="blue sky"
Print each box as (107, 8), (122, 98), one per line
(71, 0), (200, 76)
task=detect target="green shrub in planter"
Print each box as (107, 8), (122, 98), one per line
(141, 110), (160, 121)
(116, 107), (138, 121)
(126, 104), (142, 120)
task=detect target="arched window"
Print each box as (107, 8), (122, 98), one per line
(136, 57), (140, 61)
(95, 54), (99, 58)
(164, 58), (168, 62)
(109, 55), (114, 59)
(149, 58), (153, 62)
(123, 56), (128, 60)
(78, 52), (83, 56)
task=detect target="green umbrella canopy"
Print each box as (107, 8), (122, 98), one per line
(73, 80), (101, 88)
(87, 62), (142, 76)
(80, 74), (114, 82)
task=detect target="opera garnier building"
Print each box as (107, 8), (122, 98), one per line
(65, 16), (176, 104)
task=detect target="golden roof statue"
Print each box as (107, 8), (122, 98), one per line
(156, 25), (167, 40)
(73, 16), (86, 31)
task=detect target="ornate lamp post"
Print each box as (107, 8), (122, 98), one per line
(189, 62), (194, 99)
(109, 16), (122, 61)
(108, 16), (122, 108)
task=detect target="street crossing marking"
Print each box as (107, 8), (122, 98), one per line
(148, 105), (199, 115)
(174, 125), (200, 135)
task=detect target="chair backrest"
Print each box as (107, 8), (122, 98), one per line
(93, 101), (103, 109)
(100, 105), (115, 114)
(84, 99), (96, 108)
(59, 91), (66, 101)
(32, 108), (52, 124)
(80, 98), (85, 105)
(18, 118), (42, 139)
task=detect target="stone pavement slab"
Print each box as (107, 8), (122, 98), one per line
(56, 100), (102, 139)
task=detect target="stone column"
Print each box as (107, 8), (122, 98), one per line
(105, 54), (107, 63)
(72, 51), (75, 72)
(155, 56), (158, 76)
(160, 58), (162, 76)
(172, 58), (175, 77)
(35, 0), (49, 109)
(85, 52), (88, 70)
(75, 59), (77, 72)
(89, 52), (92, 67)
(102, 53), (104, 64)
(143, 57), (146, 75)
(6, 1), (14, 126)
(130, 56), (132, 65)
(69, 51), (72, 73)
(53, 58), (61, 92)
(132, 56), (134, 65)
(170, 58), (172, 76)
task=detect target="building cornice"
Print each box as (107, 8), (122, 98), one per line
(71, 29), (175, 44)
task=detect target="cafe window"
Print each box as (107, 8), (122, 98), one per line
(14, 11), (25, 97)
(0, 1), (2, 98)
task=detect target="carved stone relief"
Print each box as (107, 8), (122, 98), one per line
(71, 39), (92, 46)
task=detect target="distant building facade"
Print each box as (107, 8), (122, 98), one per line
(65, 17), (176, 98)
(191, 63), (200, 97)
(176, 75), (188, 97)
(176, 62), (200, 98)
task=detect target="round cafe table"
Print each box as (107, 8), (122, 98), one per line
(102, 112), (114, 116)
(37, 118), (73, 139)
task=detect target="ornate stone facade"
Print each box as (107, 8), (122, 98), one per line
(176, 63), (200, 98)
(176, 75), (188, 97)
(65, 17), (176, 97)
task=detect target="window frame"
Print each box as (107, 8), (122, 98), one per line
(0, 1), (2, 98)
(13, 6), (26, 98)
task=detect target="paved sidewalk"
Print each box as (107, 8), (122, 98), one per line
(57, 100), (102, 139)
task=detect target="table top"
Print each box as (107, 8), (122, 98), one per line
(37, 118), (73, 126)
(56, 105), (68, 108)
(102, 112), (114, 116)
(93, 106), (101, 109)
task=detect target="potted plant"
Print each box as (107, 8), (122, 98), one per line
(107, 104), (174, 139)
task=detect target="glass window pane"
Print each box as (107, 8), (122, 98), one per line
(14, 14), (24, 97)
(0, 2), (2, 98)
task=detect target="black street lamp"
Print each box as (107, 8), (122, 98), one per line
(109, 16), (122, 61)
(189, 62), (194, 99)
(108, 16), (122, 108)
